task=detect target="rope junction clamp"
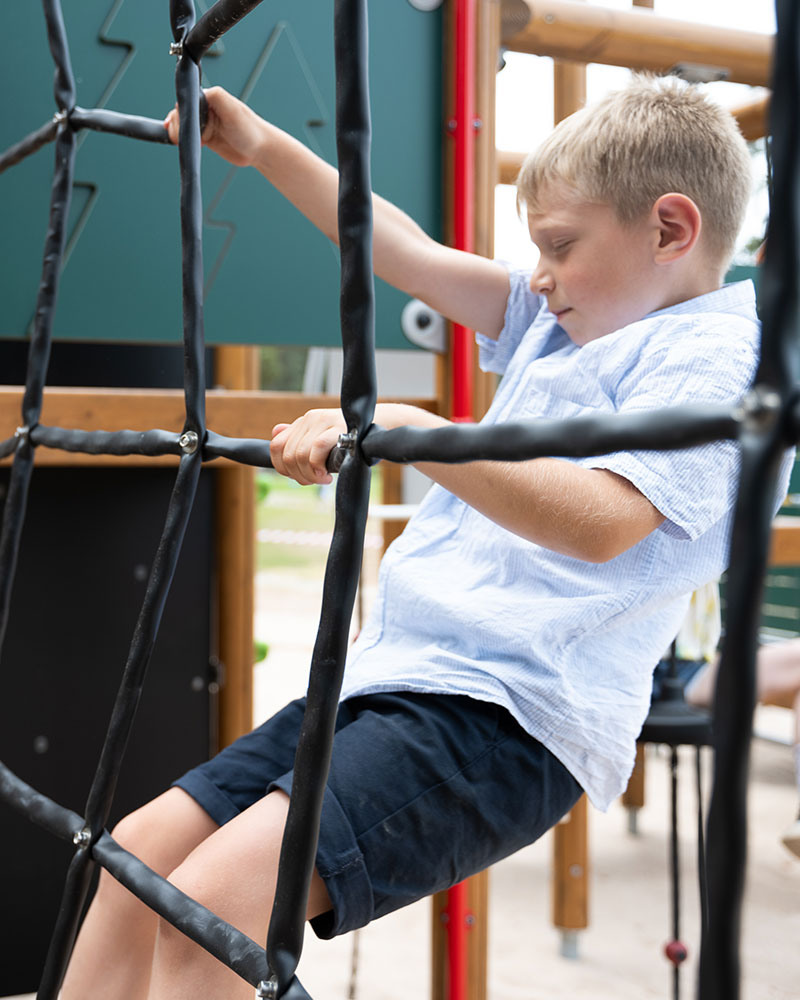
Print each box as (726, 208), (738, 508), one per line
(733, 386), (782, 431)
(72, 827), (91, 848)
(14, 426), (30, 440)
(256, 979), (278, 999)
(52, 109), (68, 125)
(179, 430), (199, 455)
(169, 41), (183, 57)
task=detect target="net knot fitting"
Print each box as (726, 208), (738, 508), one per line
(179, 430), (199, 455)
(734, 386), (782, 432)
(14, 425), (30, 441)
(52, 109), (69, 126)
(256, 979), (278, 999)
(72, 827), (91, 848)
(326, 429), (358, 474)
(169, 40), (184, 57)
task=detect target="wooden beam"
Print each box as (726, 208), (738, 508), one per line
(731, 94), (770, 141)
(495, 87), (770, 186)
(0, 387), (437, 466)
(214, 347), (258, 750)
(504, 0), (773, 88)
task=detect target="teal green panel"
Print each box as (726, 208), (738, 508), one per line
(0, 1), (442, 348)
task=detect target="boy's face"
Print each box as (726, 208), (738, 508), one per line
(527, 183), (664, 346)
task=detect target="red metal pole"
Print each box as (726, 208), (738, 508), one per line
(445, 878), (470, 1000)
(451, 0), (476, 422)
(445, 4), (477, 994)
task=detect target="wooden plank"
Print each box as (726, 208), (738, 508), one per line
(504, 0), (772, 88)
(0, 387), (437, 466)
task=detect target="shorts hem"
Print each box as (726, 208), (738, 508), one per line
(172, 770), (246, 828)
(269, 773), (375, 940)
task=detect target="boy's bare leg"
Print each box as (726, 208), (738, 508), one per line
(146, 789), (332, 1000)
(61, 787), (220, 1000)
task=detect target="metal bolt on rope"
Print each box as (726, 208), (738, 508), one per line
(337, 429), (358, 451)
(14, 425), (30, 440)
(179, 430), (199, 455)
(169, 40), (183, 57)
(256, 979), (278, 999)
(733, 386), (782, 431)
(72, 827), (91, 848)
(52, 109), (68, 125)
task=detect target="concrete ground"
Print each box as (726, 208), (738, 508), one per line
(6, 525), (800, 999)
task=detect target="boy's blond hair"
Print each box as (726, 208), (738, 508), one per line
(516, 75), (752, 267)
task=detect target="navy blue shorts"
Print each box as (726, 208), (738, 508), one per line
(174, 691), (582, 939)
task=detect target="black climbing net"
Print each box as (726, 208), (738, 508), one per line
(0, 1), (798, 998)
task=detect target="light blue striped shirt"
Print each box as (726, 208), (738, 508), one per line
(341, 274), (791, 810)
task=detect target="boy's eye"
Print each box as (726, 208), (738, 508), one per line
(552, 240), (572, 254)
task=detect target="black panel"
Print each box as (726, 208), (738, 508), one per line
(0, 466), (214, 994)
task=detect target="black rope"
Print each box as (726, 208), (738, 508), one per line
(264, 2), (375, 995)
(185, 0), (268, 62)
(0, 118), (59, 175)
(669, 747), (681, 1000)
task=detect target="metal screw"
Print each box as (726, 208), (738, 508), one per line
(179, 430), (199, 454)
(73, 828), (91, 848)
(169, 40), (183, 56)
(544, 13), (555, 23)
(734, 387), (782, 431)
(337, 429), (358, 451)
(569, 863), (583, 878)
(256, 979), (278, 999)
(472, 117), (483, 130)
(446, 119), (457, 132)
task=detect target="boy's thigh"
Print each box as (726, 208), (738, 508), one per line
(272, 692), (582, 939)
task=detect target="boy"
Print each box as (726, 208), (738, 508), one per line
(63, 76), (788, 1000)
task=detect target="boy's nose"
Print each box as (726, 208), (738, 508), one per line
(530, 265), (554, 296)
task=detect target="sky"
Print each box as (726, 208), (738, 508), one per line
(494, 0), (777, 266)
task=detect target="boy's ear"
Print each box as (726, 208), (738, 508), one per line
(651, 193), (702, 263)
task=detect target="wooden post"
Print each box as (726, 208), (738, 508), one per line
(551, 794), (589, 956)
(214, 346), (258, 749)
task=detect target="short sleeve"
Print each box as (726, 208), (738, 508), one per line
(477, 265), (543, 375)
(580, 315), (759, 540)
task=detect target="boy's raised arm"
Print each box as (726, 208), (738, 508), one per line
(165, 87), (510, 340)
